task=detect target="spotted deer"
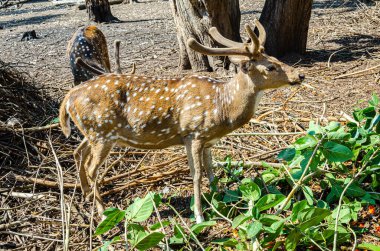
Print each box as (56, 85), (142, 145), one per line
(59, 20), (304, 223)
(67, 25), (111, 85)
(68, 26), (135, 84)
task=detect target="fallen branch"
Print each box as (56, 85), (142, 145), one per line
(0, 220), (30, 231)
(0, 123), (59, 132)
(102, 167), (189, 196)
(228, 132), (304, 136)
(14, 174), (77, 189)
(250, 116), (347, 124)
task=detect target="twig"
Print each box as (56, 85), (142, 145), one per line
(166, 203), (204, 251)
(333, 63), (380, 79)
(13, 174), (77, 189)
(0, 196), (45, 211)
(48, 137), (69, 251)
(149, 193), (169, 250)
(0, 220), (30, 231)
(228, 132), (304, 136)
(0, 231), (63, 242)
(215, 161), (283, 168)
(0, 123), (59, 132)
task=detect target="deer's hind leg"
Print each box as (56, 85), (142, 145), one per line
(74, 138), (92, 196)
(86, 141), (114, 215)
(203, 147), (214, 184)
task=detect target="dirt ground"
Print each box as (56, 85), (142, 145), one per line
(1, 0), (380, 250)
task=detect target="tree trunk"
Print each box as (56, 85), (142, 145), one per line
(259, 0), (312, 57)
(170, 0), (241, 71)
(86, 0), (118, 23)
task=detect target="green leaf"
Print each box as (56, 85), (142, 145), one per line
(317, 200), (329, 209)
(99, 236), (121, 251)
(278, 148), (296, 161)
(126, 193), (154, 222)
(308, 121), (323, 135)
(133, 232), (165, 251)
(302, 186), (314, 205)
(357, 243), (380, 251)
(297, 208), (331, 231)
(291, 200), (309, 222)
(363, 106), (376, 118)
(369, 93), (379, 106)
(211, 238), (238, 247)
(294, 134), (318, 150)
(322, 141), (353, 162)
(264, 220), (285, 242)
(190, 221), (216, 235)
(232, 215), (251, 229)
(300, 149), (320, 172)
(169, 235), (184, 245)
(150, 220), (170, 231)
(95, 208), (126, 236)
(246, 221), (262, 238)
(173, 223), (186, 238)
(285, 230), (302, 251)
(239, 180), (261, 202)
(255, 194), (286, 212)
(332, 207), (352, 224)
(51, 117), (60, 124)
(259, 214), (283, 226)
(223, 190), (240, 203)
(325, 121), (341, 132)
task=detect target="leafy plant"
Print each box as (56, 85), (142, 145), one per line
(96, 95), (380, 251)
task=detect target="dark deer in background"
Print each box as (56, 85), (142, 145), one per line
(60, 20), (304, 223)
(67, 26), (111, 85)
(67, 26), (136, 85)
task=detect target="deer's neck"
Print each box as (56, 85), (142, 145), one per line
(216, 72), (260, 129)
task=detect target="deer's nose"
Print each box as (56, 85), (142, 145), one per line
(299, 74), (305, 81)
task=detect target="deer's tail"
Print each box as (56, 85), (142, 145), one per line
(59, 95), (72, 138)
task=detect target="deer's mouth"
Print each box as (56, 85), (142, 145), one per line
(290, 81), (301, 86)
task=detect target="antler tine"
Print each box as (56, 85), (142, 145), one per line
(244, 24), (260, 55)
(208, 27), (244, 48)
(114, 40), (122, 74)
(75, 57), (105, 75)
(254, 19), (266, 46)
(129, 62), (136, 74)
(187, 38), (252, 57)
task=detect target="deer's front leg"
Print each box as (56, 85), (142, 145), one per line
(203, 147), (214, 184)
(185, 137), (204, 223)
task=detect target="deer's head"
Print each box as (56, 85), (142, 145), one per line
(188, 20), (304, 91)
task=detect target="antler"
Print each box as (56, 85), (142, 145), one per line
(114, 40), (122, 74)
(244, 24), (260, 55)
(254, 19), (266, 47)
(208, 27), (243, 48)
(189, 20), (267, 58)
(188, 38), (252, 57)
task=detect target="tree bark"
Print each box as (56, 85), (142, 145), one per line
(170, 0), (241, 71)
(85, 0), (118, 23)
(259, 0), (312, 57)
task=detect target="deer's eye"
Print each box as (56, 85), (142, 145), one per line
(266, 65), (276, 72)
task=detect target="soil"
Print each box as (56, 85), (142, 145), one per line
(0, 0), (380, 250)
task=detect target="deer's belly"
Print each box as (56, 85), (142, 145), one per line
(114, 133), (183, 149)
